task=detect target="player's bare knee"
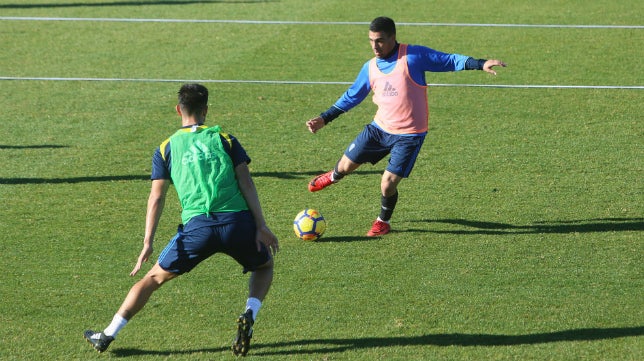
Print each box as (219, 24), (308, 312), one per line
(144, 269), (177, 287)
(256, 258), (274, 271)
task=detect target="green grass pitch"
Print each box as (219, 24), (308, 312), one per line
(0, 0), (642, 360)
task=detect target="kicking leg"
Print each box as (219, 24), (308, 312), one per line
(308, 155), (360, 192)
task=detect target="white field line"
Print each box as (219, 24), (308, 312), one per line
(0, 76), (642, 89)
(1, 16), (643, 29)
(2, 17), (640, 89)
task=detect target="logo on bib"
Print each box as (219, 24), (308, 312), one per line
(382, 82), (398, 97)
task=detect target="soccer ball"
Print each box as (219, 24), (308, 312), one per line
(293, 208), (326, 241)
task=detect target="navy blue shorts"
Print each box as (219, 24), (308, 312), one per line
(344, 123), (426, 178)
(157, 212), (271, 275)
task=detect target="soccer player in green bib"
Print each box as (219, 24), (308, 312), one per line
(84, 84), (278, 357)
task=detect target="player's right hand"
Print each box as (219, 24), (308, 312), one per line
(306, 116), (325, 134)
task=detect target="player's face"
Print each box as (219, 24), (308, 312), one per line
(369, 31), (396, 58)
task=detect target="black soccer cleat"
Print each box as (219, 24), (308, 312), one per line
(84, 330), (114, 353)
(232, 310), (254, 356)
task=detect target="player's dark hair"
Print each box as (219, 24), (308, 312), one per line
(178, 83), (209, 116)
(370, 16), (396, 36)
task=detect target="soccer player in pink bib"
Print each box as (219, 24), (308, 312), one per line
(307, 16), (506, 236)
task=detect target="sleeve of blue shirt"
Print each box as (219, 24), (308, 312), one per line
(406, 44), (469, 84)
(151, 146), (170, 180)
(333, 61), (372, 113)
(226, 134), (251, 167)
(330, 44), (469, 115)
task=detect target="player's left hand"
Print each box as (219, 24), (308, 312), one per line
(130, 244), (153, 276)
(483, 59), (507, 75)
(256, 225), (279, 255)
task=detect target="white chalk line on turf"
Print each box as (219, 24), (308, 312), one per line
(1, 76), (642, 89)
(1, 16), (642, 29)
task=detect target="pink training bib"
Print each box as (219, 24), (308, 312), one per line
(369, 44), (429, 134)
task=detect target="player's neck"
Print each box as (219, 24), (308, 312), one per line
(182, 117), (205, 127)
(381, 42), (399, 60)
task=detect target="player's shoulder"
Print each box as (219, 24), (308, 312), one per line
(199, 125), (236, 149)
(158, 137), (171, 161)
(159, 136), (171, 149)
(218, 131), (235, 148)
(406, 43), (435, 54)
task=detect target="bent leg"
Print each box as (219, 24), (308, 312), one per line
(248, 258), (274, 301)
(309, 155), (361, 192)
(234, 258), (273, 357)
(366, 171), (402, 236)
(117, 263), (178, 320)
(381, 170), (402, 197)
(378, 170), (402, 222)
(335, 154), (361, 175)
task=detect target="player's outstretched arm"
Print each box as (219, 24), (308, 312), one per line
(483, 59), (507, 75)
(306, 116), (326, 134)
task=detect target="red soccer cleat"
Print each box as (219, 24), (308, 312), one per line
(308, 171), (336, 192)
(366, 219), (391, 237)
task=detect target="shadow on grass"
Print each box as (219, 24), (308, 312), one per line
(316, 235), (374, 243)
(252, 169), (382, 179)
(0, 0), (272, 9)
(0, 175), (149, 184)
(0, 170), (382, 184)
(409, 218), (644, 234)
(0, 144), (68, 149)
(111, 326), (643, 357)
(112, 346), (228, 357)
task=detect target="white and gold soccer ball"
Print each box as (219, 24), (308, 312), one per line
(293, 208), (326, 241)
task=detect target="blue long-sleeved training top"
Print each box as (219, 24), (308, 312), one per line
(332, 44), (470, 113)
